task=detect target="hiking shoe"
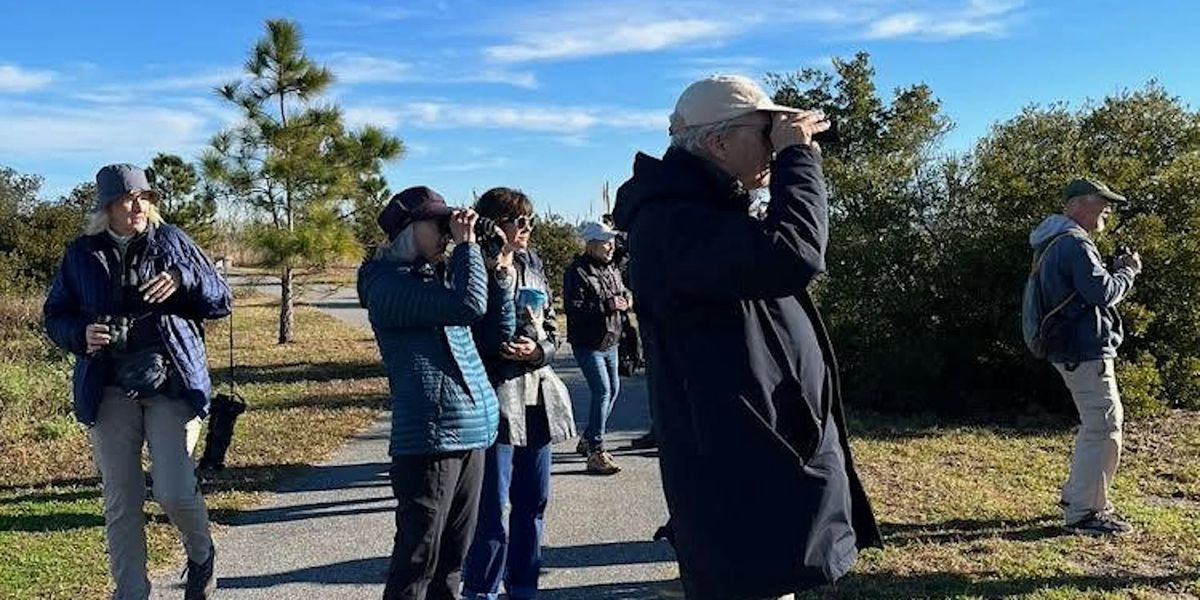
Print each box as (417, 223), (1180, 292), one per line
(586, 450), (621, 476)
(184, 544), (216, 599)
(575, 438), (589, 457)
(1067, 512), (1133, 537)
(629, 431), (657, 450)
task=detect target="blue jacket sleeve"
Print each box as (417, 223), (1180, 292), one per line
(1066, 237), (1138, 308)
(663, 145), (829, 301)
(43, 248), (89, 356)
(167, 228), (232, 320)
(473, 270), (517, 361)
(366, 243), (489, 329)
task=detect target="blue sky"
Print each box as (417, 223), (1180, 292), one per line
(1, 1), (1196, 219)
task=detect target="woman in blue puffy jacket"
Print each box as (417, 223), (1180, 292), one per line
(358, 186), (514, 600)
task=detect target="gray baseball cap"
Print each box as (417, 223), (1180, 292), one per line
(94, 164), (157, 212)
(1064, 177), (1128, 206)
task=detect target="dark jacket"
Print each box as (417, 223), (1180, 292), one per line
(43, 224), (231, 426)
(612, 145), (882, 600)
(563, 253), (629, 351)
(358, 243), (501, 455)
(473, 250), (575, 446)
(1029, 215), (1137, 363)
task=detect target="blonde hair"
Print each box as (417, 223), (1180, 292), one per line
(84, 202), (165, 235)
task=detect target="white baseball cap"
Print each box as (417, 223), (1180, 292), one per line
(578, 221), (618, 243)
(668, 75), (802, 135)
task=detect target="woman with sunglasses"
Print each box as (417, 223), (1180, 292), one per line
(461, 187), (575, 600)
(43, 164), (230, 599)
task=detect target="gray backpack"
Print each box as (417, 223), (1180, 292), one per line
(1022, 232), (1076, 359)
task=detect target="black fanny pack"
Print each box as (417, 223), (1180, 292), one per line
(112, 348), (174, 399)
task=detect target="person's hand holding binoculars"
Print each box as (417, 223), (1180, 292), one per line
(771, 110), (832, 153)
(86, 322), (112, 354)
(448, 209), (479, 245)
(1115, 250), (1143, 273)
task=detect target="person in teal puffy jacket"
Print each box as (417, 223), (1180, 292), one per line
(358, 186), (513, 600)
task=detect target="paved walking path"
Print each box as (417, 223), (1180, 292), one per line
(151, 277), (680, 599)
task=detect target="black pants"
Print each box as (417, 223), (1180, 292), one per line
(384, 449), (485, 600)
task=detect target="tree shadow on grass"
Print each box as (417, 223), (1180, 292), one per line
(880, 516), (1069, 547)
(246, 390), (389, 412)
(0, 485), (101, 506)
(846, 410), (1072, 441)
(799, 572), (1199, 599)
(0, 511), (105, 532)
(211, 360), (385, 386)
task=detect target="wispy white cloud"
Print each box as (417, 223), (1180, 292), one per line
(487, 19), (735, 63)
(480, 2), (858, 64)
(483, 0), (1021, 64)
(328, 55), (414, 84)
(347, 101), (667, 134)
(0, 64), (56, 92)
(0, 100), (210, 158)
(861, 0), (1023, 40)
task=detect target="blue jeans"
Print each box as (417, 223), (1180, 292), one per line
(574, 346), (620, 451)
(462, 406), (552, 600)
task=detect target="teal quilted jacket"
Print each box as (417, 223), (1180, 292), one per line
(358, 243), (502, 455)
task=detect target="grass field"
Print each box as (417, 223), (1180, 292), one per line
(798, 412), (1200, 599)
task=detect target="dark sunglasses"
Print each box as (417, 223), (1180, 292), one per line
(501, 215), (535, 231)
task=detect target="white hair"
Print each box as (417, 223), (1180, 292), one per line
(669, 119), (740, 155)
(375, 224), (420, 264)
(84, 203), (165, 235)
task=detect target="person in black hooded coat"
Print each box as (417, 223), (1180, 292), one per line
(611, 75), (881, 600)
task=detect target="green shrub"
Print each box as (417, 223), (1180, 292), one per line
(769, 54), (1200, 419)
(1118, 352), (1167, 418)
(34, 414), (81, 441)
(0, 360), (73, 427)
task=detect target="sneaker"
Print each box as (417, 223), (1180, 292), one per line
(184, 544), (216, 599)
(629, 431), (657, 450)
(1066, 512), (1133, 537)
(586, 450), (621, 476)
(575, 438), (590, 457)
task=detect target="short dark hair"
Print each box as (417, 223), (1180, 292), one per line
(475, 187), (534, 222)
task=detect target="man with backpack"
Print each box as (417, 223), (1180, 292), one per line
(1024, 178), (1142, 536)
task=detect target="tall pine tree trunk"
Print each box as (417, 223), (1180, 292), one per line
(278, 265), (294, 344)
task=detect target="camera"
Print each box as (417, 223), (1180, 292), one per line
(473, 215), (507, 260)
(94, 315), (131, 356)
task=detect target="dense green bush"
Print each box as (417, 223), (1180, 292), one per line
(530, 212), (584, 298)
(769, 54), (1200, 418)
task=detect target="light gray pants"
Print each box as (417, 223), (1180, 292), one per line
(1054, 359), (1124, 525)
(90, 387), (212, 600)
